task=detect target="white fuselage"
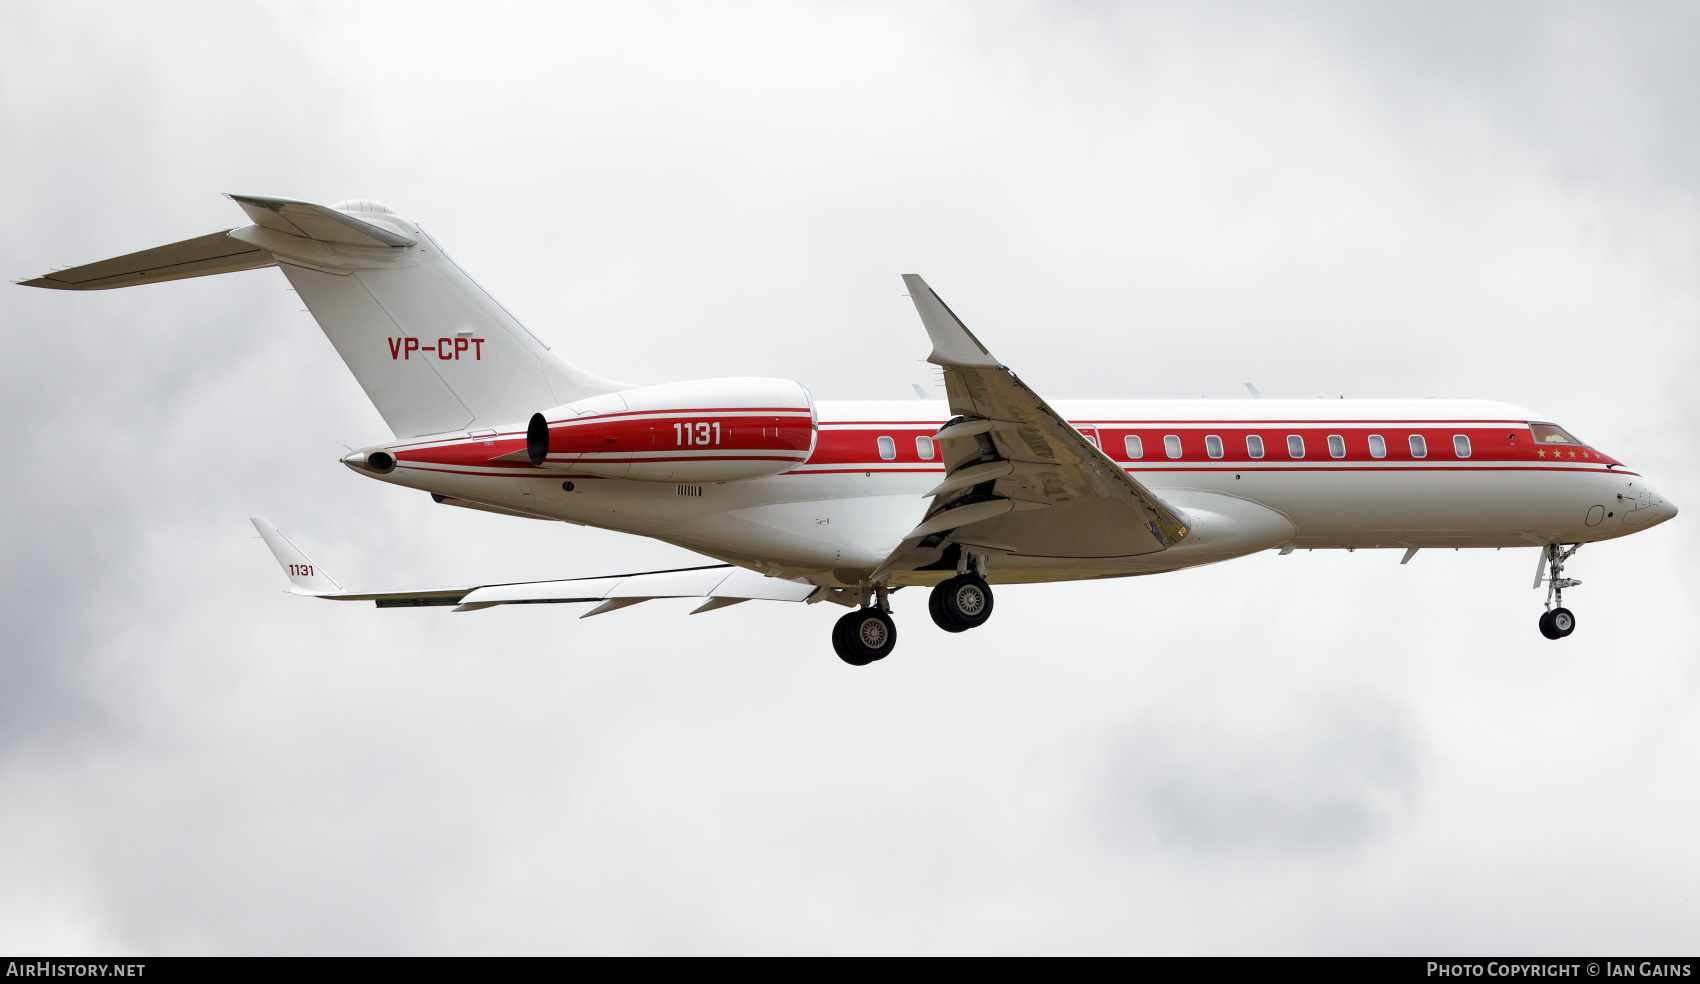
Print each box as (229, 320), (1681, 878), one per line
(356, 398), (1675, 588)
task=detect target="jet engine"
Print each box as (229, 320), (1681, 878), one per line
(526, 377), (817, 483)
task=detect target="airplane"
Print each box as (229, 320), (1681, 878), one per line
(21, 195), (1678, 665)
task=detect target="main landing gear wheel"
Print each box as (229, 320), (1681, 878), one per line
(833, 608), (897, 666)
(929, 574), (994, 633)
(1539, 608), (1576, 640)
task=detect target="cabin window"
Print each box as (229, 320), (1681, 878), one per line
(877, 436), (897, 460)
(1246, 435), (1265, 459)
(915, 436), (935, 460)
(1124, 434), (1144, 459)
(1409, 434), (1427, 458)
(1287, 435), (1305, 459)
(1164, 435), (1182, 459)
(1368, 434), (1386, 459)
(1453, 434), (1471, 458)
(1205, 435), (1224, 459)
(1328, 434), (1346, 459)
(1529, 422), (1589, 447)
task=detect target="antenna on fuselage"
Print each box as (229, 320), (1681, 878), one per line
(1245, 383), (1262, 398)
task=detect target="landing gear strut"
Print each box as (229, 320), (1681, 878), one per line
(829, 553), (999, 663)
(1537, 543), (1580, 640)
(929, 573), (994, 632)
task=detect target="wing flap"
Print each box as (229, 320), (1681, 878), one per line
(453, 565), (818, 610)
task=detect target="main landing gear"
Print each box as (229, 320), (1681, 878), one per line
(929, 573), (994, 633)
(833, 606), (897, 665)
(831, 561), (998, 666)
(1537, 543), (1580, 640)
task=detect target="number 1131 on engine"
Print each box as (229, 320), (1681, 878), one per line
(674, 422), (721, 446)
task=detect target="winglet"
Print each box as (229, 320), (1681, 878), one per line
(902, 275), (1003, 368)
(250, 518), (344, 595)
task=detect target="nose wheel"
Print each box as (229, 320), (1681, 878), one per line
(1535, 544), (1582, 641)
(1539, 608), (1576, 640)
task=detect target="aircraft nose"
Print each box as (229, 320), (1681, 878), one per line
(1649, 484), (1676, 520)
(1627, 483), (1677, 529)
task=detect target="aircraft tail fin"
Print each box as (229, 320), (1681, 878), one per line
(22, 196), (630, 438)
(251, 517), (344, 596)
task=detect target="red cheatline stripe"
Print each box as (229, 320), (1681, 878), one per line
(821, 421), (948, 427)
(548, 407), (812, 422)
(1069, 420), (1532, 426)
(791, 461), (1625, 475)
(821, 418), (1531, 426)
(403, 466), (549, 477)
(395, 462), (1634, 479)
(789, 468), (945, 474)
(1121, 465), (1631, 475)
(540, 455), (810, 464)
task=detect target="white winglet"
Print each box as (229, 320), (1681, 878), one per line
(902, 274), (1003, 368)
(250, 518), (344, 595)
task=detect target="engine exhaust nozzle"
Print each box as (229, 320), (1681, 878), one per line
(527, 413), (549, 467)
(341, 449), (396, 474)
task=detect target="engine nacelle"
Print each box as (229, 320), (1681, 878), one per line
(526, 377), (816, 483)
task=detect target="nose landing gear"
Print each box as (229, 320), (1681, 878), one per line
(1536, 543), (1581, 640)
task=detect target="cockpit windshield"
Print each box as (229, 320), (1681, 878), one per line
(1529, 422), (1589, 447)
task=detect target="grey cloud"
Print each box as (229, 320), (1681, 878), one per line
(1099, 686), (1423, 853)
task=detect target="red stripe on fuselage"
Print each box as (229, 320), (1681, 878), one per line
(809, 421), (1620, 468)
(382, 418), (1626, 475)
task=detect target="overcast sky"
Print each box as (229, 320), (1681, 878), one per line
(1, 0), (1696, 955)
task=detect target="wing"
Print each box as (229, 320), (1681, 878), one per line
(873, 276), (1190, 579)
(250, 518), (817, 615)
